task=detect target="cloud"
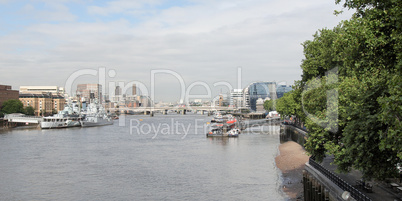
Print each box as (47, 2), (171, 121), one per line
(87, 0), (162, 16)
(0, 0), (354, 101)
(19, 2), (77, 22)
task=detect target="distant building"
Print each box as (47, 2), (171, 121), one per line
(137, 96), (152, 107)
(0, 85), (19, 108)
(219, 95), (224, 107)
(214, 94), (229, 107)
(243, 82), (277, 111)
(256, 98), (265, 112)
(112, 85), (124, 103)
(104, 101), (115, 111)
(132, 84), (136, 96)
(19, 93), (65, 116)
(123, 95), (139, 108)
(276, 85), (293, 99)
(19, 86), (64, 95)
(125, 100), (139, 108)
(76, 84), (102, 104)
(230, 89), (243, 108)
(115, 86), (122, 96)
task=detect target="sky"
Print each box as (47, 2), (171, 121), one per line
(0, 0), (354, 102)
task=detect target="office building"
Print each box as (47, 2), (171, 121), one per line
(243, 82), (277, 111)
(115, 86), (122, 96)
(76, 84), (102, 104)
(230, 89), (243, 108)
(132, 84), (136, 96)
(137, 96), (152, 107)
(276, 85), (293, 99)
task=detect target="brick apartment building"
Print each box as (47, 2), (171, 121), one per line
(19, 94), (66, 116)
(0, 85), (19, 108)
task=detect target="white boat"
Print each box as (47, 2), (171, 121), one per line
(81, 103), (113, 127)
(41, 105), (82, 129)
(227, 128), (240, 137)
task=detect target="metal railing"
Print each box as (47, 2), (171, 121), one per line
(309, 157), (372, 201)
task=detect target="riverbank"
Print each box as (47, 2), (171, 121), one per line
(276, 141), (309, 200)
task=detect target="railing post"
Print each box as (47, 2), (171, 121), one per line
(324, 189), (329, 201)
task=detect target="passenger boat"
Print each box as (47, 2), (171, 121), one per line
(206, 117), (239, 137)
(41, 105), (82, 129)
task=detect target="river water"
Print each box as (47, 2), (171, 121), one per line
(0, 114), (286, 200)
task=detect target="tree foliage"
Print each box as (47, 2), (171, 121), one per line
(24, 106), (35, 116)
(263, 99), (275, 111)
(275, 81), (305, 123)
(1, 99), (24, 114)
(298, 0), (401, 179)
(276, 91), (296, 117)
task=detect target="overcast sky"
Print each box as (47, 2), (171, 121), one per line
(0, 0), (353, 102)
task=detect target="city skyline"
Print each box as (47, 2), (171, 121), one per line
(0, 0), (354, 102)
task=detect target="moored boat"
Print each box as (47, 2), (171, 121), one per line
(81, 102), (113, 127)
(81, 115), (113, 127)
(227, 128), (240, 137)
(206, 117), (240, 137)
(41, 105), (82, 129)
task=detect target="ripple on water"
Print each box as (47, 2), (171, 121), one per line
(0, 115), (285, 200)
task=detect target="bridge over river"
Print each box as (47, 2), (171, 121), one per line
(108, 106), (247, 115)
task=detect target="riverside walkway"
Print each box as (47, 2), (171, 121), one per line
(282, 124), (402, 201)
(318, 156), (401, 201)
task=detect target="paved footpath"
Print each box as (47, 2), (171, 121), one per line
(320, 156), (402, 201)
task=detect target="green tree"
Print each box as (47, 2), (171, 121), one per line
(377, 75), (402, 160)
(39, 109), (47, 116)
(24, 106), (35, 116)
(276, 91), (296, 118)
(1, 99), (24, 114)
(302, 74), (341, 162)
(299, 0), (401, 179)
(263, 99), (275, 111)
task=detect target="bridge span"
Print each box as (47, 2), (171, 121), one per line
(109, 106), (240, 112)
